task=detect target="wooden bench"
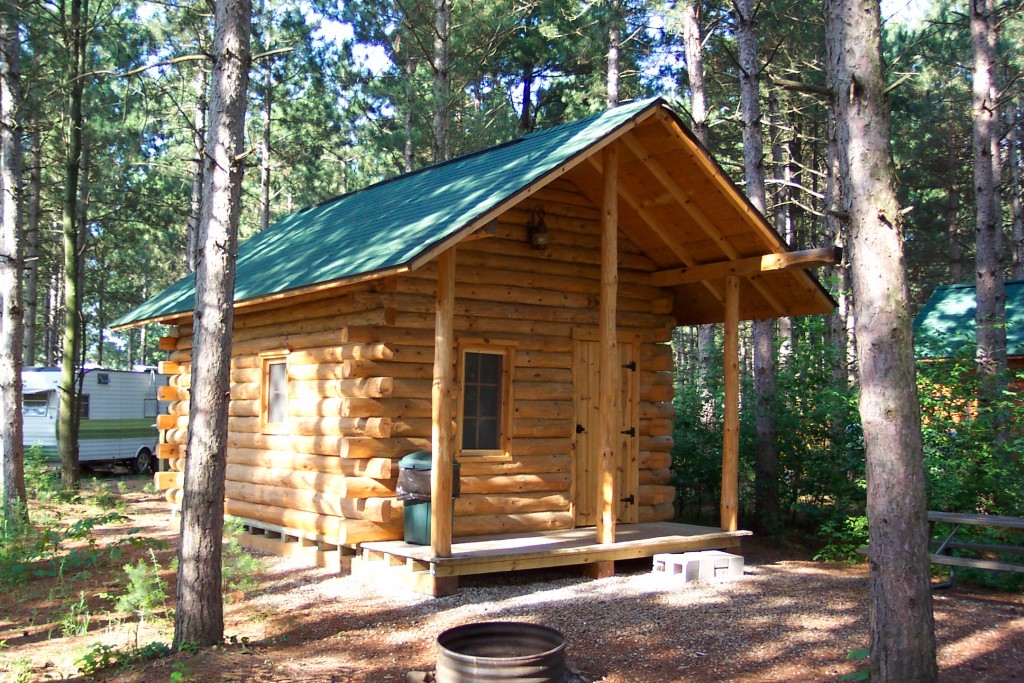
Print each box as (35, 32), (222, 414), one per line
(927, 511), (1024, 587)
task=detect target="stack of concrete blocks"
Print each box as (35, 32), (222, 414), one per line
(652, 550), (744, 582)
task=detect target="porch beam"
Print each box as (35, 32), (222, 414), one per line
(721, 275), (740, 532)
(597, 143), (620, 561)
(430, 248), (456, 559)
(651, 246), (842, 287)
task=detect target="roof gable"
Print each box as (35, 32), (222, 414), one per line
(914, 281), (1024, 359)
(114, 99), (659, 328)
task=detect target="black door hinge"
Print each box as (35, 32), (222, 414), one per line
(576, 423), (586, 434)
(620, 426), (635, 437)
(620, 494), (635, 505)
(621, 361), (637, 371)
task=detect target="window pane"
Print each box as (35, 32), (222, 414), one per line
(462, 351), (502, 451)
(268, 362), (287, 424)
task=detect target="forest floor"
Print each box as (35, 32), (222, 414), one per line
(2, 477), (1023, 683)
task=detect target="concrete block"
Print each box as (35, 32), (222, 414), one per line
(652, 550), (744, 582)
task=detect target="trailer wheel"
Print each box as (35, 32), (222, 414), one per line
(131, 448), (155, 475)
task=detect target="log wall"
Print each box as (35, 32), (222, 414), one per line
(156, 177), (676, 550)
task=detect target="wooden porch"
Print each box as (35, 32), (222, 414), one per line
(351, 522), (751, 596)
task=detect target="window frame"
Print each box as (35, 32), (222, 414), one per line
(456, 339), (516, 463)
(260, 349), (290, 435)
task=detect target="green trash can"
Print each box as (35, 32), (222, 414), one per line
(397, 451), (460, 545)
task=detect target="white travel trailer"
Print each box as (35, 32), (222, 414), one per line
(22, 367), (168, 474)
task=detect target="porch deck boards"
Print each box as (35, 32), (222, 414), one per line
(358, 522), (751, 579)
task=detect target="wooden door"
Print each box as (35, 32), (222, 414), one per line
(571, 340), (639, 526)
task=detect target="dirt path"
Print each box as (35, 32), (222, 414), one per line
(2, 481), (1022, 682)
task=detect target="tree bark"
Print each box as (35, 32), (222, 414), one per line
(431, 0), (450, 162)
(22, 128), (39, 366)
(971, 0), (1006, 415)
(825, 0), (937, 679)
(606, 0), (620, 108)
(0, 0), (27, 524)
(681, 0), (716, 426)
(186, 68), (207, 274)
(403, 55), (415, 172)
(735, 0), (778, 534)
(58, 0), (87, 490)
(259, 63), (271, 232)
(173, 0), (251, 650)
(1008, 101), (1023, 280)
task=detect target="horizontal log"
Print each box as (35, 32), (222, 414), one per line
(224, 480), (393, 523)
(229, 400), (260, 418)
(230, 382), (260, 401)
(231, 292), (357, 329)
(231, 355), (260, 369)
(159, 336), (179, 351)
(232, 308), (389, 345)
(167, 400), (189, 416)
(458, 454), (571, 476)
(164, 428), (188, 445)
(288, 397), (432, 419)
(158, 361), (180, 375)
(392, 310), (575, 342)
(640, 451), (671, 470)
(461, 233), (656, 274)
(513, 401), (573, 420)
(156, 414), (184, 430)
(158, 385), (188, 401)
(226, 432), (430, 458)
(639, 484), (676, 506)
(291, 416), (392, 438)
(390, 378), (433, 400)
(512, 420), (572, 439)
(515, 350), (572, 369)
(231, 367), (260, 383)
(640, 435), (673, 453)
(639, 403), (676, 420)
(641, 384), (674, 403)
(225, 463), (395, 499)
(155, 471), (180, 490)
(224, 499), (402, 544)
(228, 416), (260, 434)
(641, 418), (673, 435)
(287, 343), (394, 365)
(639, 503), (675, 523)
(157, 443), (181, 459)
(231, 330), (345, 357)
(640, 468), (672, 485)
(454, 493), (570, 516)
(229, 447), (394, 478)
(453, 510), (574, 537)
(514, 367), (573, 385)
(167, 349), (192, 363)
(509, 438), (571, 457)
(460, 473), (570, 495)
(343, 359), (435, 380)
(641, 346), (673, 372)
(290, 378), (394, 400)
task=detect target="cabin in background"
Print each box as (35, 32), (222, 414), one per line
(114, 98), (836, 595)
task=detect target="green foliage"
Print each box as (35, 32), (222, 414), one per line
(24, 445), (59, 501)
(59, 591), (92, 637)
(813, 516), (868, 563)
(838, 648), (870, 681)
(170, 660), (196, 682)
(5, 657), (33, 683)
(115, 550), (169, 622)
(222, 520), (262, 595)
(74, 643), (120, 675)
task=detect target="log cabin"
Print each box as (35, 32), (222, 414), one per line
(113, 98), (836, 595)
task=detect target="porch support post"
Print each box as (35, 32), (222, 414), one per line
(596, 143), (619, 562)
(721, 275), (740, 532)
(431, 247), (455, 560)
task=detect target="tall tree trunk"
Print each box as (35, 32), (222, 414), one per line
(519, 63), (534, 133)
(1008, 101), (1023, 280)
(186, 68), (207, 274)
(971, 0), (1006, 417)
(825, 0), (937, 679)
(432, 0), (450, 162)
(824, 109), (850, 387)
(22, 128), (39, 365)
(606, 0), (620, 108)
(681, 0), (716, 426)
(0, 0), (27, 524)
(43, 266), (59, 364)
(735, 0), (778, 534)
(769, 90), (794, 362)
(173, 0), (251, 650)
(403, 55), (415, 172)
(58, 0), (87, 490)
(259, 64), (271, 232)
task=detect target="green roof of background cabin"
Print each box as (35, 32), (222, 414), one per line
(913, 281), (1024, 359)
(114, 98), (665, 328)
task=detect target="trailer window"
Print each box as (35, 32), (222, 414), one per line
(261, 350), (289, 434)
(78, 395), (90, 419)
(144, 398), (158, 419)
(23, 394), (48, 417)
(457, 340), (515, 462)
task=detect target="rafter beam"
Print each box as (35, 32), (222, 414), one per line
(652, 246), (841, 287)
(619, 132), (787, 315)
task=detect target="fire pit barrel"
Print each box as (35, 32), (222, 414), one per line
(436, 621), (568, 683)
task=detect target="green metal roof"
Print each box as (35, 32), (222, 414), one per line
(913, 281), (1024, 359)
(114, 98), (663, 328)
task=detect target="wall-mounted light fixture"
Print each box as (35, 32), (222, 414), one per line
(528, 206), (549, 252)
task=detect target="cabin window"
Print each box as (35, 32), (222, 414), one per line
(261, 351), (290, 434)
(457, 341), (515, 462)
